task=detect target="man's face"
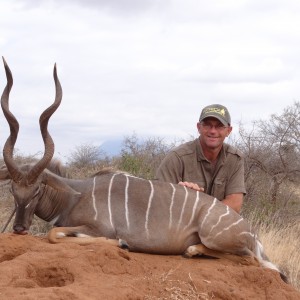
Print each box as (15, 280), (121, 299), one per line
(197, 117), (232, 150)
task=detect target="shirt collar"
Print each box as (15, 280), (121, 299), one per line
(196, 137), (227, 163)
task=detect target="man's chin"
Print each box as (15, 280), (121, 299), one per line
(206, 142), (222, 149)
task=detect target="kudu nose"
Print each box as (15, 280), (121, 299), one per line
(13, 224), (28, 235)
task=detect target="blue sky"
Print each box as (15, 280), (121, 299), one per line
(1, 0), (300, 161)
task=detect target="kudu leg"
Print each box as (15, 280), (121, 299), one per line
(48, 226), (119, 246)
(183, 244), (259, 266)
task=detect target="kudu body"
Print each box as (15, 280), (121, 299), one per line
(0, 58), (287, 282)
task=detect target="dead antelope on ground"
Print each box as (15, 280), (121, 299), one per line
(0, 57), (287, 283)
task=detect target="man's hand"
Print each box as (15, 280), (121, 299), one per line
(178, 181), (204, 192)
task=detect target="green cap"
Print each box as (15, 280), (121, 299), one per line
(199, 104), (231, 126)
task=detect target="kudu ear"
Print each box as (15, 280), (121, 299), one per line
(42, 171), (81, 195)
(0, 165), (11, 180)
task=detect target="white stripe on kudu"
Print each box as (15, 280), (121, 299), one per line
(92, 176), (98, 221)
(215, 218), (244, 238)
(177, 186), (189, 231)
(169, 183), (176, 229)
(208, 205), (230, 235)
(145, 180), (154, 239)
(108, 173), (117, 230)
(125, 175), (130, 229)
(184, 191), (200, 230)
(200, 198), (218, 229)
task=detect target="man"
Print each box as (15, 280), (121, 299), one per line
(156, 104), (246, 213)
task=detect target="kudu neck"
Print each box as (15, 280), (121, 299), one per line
(35, 185), (76, 223)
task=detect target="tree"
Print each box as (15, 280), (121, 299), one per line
(67, 143), (108, 169)
(116, 133), (181, 179)
(238, 101), (300, 213)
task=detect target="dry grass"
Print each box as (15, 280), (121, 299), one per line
(0, 181), (14, 232)
(144, 270), (212, 300)
(258, 221), (300, 290)
(244, 187), (300, 292)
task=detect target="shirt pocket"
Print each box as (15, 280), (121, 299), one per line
(211, 178), (226, 200)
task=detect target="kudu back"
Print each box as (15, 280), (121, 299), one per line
(0, 58), (287, 283)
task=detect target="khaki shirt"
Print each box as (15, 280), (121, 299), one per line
(156, 138), (246, 200)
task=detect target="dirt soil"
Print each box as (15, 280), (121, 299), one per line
(0, 233), (299, 300)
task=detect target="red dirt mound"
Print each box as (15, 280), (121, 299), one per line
(0, 233), (299, 300)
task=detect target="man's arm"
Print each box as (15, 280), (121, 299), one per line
(221, 193), (243, 214)
(156, 152), (183, 183)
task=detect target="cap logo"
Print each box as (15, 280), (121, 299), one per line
(204, 107), (226, 116)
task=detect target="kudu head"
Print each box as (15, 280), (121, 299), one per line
(0, 57), (62, 234)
